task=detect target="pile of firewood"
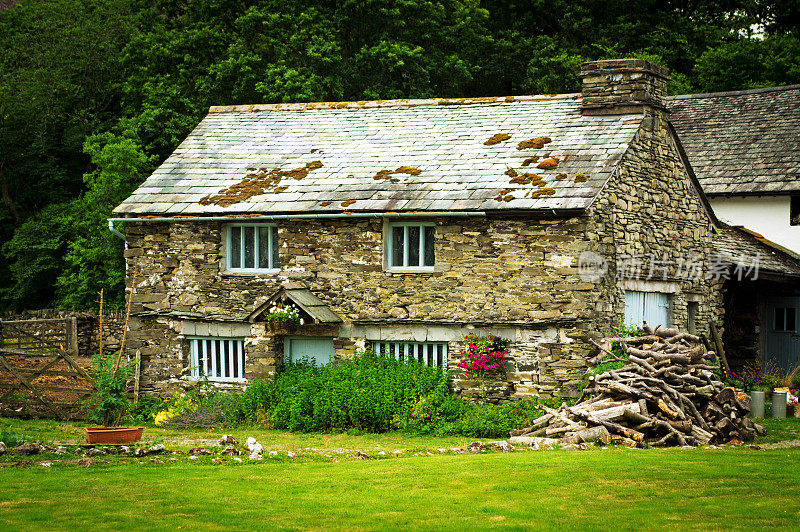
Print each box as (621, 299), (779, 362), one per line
(511, 326), (764, 447)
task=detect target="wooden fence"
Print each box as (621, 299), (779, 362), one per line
(0, 318), (94, 420)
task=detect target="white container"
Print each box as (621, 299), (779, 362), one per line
(772, 391), (787, 418)
(750, 391), (765, 418)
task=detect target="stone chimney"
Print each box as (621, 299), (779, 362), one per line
(580, 59), (669, 115)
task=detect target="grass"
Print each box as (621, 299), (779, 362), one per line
(2, 416), (800, 530)
(0, 417), (477, 454)
(2, 448), (800, 530)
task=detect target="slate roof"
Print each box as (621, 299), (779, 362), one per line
(713, 224), (800, 277)
(114, 95), (643, 216)
(669, 85), (800, 196)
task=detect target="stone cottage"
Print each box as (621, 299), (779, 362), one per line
(112, 58), (722, 401)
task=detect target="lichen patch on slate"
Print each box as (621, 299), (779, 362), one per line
(484, 133), (512, 146)
(199, 161), (324, 207)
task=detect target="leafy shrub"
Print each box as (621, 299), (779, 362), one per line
(164, 391), (243, 429)
(85, 354), (133, 426)
(240, 352), (448, 433)
(131, 395), (167, 425)
(0, 429), (26, 448)
(405, 396), (567, 438)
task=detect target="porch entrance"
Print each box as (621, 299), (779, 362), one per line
(765, 296), (800, 372)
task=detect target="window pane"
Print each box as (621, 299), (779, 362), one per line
(408, 226), (420, 266)
(776, 308), (785, 331)
(392, 226), (404, 266)
(271, 226), (280, 268)
(243, 226), (255, 268)
(258, 226), (271, 269)
(230, 227), (241, 268)
(788, 308), (797, 332)
(424, 226), (435, 266)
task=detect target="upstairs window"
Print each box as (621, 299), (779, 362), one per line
(388, 222), (435, 270)
(791, 196), (800, 226)
(227, 224), (279, 272)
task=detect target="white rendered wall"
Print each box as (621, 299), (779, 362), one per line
(710, 196), (800, 254)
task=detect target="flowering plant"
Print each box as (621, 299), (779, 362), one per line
(265, 302), (304, 325)
(456, 332), (509, 378)
(724, 362), (782, 392)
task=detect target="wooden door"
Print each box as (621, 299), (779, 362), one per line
(765, 297), (800, 372)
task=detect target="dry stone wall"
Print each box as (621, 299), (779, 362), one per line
(590, 107), (723, 335)
(1, 309), (127, 357)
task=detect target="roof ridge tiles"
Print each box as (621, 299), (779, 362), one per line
(670, 84), (800, 101)
(209, 94), (582, 113)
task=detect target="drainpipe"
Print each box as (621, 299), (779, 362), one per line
(107, 220), (126, 241)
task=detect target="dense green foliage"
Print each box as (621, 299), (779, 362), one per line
(240, 354), (447, 432)
(2, 0), (799, 309)
(153, 353), (560, 437)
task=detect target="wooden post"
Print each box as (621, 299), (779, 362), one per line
(69, 317), (79, 356)
(98, 289), (104, 358)
(133, 350), (141, 405)
(709, 323), (731, 375)
(113, 267), (137, 378)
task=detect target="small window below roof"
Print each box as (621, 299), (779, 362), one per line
(387, 222), (435, 271)
(226, 224), (279, 272)
(791, 196), (800, 226)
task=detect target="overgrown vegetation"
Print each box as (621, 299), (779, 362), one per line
(148, 353), (566, 438)
(2, 0), (799, 309)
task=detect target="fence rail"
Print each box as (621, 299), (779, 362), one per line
(0, 318), (94, 420)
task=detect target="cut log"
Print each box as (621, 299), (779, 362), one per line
(567, 407), (645, 442)
(560, 426), (612, 445)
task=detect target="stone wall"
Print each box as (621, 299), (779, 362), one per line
(123, 215), (604, 398)
(590, 107), (723, 335)
(1, 309), (127, 357)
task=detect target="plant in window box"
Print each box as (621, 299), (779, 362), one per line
(265, 302), (304, 332)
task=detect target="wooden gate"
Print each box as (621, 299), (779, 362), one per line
(0, 318), (95, 420)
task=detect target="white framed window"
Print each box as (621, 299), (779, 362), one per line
(189, 337), (246, 382)
(226, 224), (279, 272)
(387, 222), (435, 270)
(373, 341), (447, 369)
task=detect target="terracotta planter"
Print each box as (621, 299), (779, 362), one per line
(85, 426), (144, 444)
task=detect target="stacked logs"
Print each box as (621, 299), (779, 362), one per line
(511, 326), (764, 447)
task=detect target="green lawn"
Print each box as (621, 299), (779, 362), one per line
(2, 417), (800, 530)
(2, 448), (800, 530)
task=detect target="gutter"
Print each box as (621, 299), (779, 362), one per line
(107, 208), (588, 224)
(107, 211), (488, 224)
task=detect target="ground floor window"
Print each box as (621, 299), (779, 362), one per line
(189, 337), (245, 382)
(373, 341), (448, 368)
(624, 291), (671, 329)
(284, 337), (334, 366)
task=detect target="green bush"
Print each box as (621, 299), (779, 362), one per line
(131, 395), (167, 425)
(403, 396), (564, 438)
(240, 352), (449, 433)
(165, 391), (244, 429)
